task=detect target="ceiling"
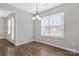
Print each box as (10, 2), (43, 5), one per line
(0, 3), (63, 17)
(0, 9), (11, 18)
(9, 3), (63, 14)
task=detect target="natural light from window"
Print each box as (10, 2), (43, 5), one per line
(41, 12), (64, 38)
(8, 17), (15, 40)
(8, 19), (11, 35)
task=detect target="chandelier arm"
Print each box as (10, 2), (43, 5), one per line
(36, 3), (38, 14)
(32, 3), (40, 20)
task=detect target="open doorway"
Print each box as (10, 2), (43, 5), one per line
(7, 13), (16, 44)
(0, 9), (16, 44)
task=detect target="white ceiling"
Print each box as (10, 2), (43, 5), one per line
(0, 9), (11, 18)
(9, 3), (63, 14)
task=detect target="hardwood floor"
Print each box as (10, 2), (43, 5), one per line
(0, 39), (79, 56)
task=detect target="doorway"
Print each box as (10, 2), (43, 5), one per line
(7, 13), (15, 43)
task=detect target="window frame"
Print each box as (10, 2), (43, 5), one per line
(40, 12), (64, 39)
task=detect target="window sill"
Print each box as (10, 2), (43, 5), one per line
(40, 35), (64, 40)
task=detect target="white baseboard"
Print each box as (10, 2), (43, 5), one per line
(35, 40), (79, 53)
(5, 36), (15, 45)
(0, 36), (5, 39)
(3, 37), (79, 53)
(15, 40), (33, 46)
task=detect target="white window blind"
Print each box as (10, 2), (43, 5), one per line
(41, 12), (64, 38)
(11, 18), (14, 40)
(8, 19), (11, 35)
(8, 17), (15, 40)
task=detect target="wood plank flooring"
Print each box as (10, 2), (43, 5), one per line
(0, 39), (79, 56)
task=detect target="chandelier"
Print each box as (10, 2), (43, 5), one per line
(32, 3), (41, 20)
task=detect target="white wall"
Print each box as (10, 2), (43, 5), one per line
(0, 3), (33, 45)
(35, 4), (79, 52)
(15, 9), (33, 46)
(0, 17), (6, 39)
(1, 3), (79, 53)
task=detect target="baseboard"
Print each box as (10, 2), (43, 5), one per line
(15, 40), (33, 46)
(0, 36), (6, 39)
(35, 40), (79, 53)
(5, 36), (15, 45)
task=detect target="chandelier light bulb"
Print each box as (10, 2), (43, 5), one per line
(32, 17), (36, 20)
(36, 15), (41, 20)
(36, 15), (39, 18)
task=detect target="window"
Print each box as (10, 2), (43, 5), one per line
(8, 19), (11, 35)
(11, 18), (14, 40)
(41, 12), (64, 38)
(8, 17), (15, 40)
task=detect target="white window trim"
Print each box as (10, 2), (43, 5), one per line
(40, 12), (64, 39)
